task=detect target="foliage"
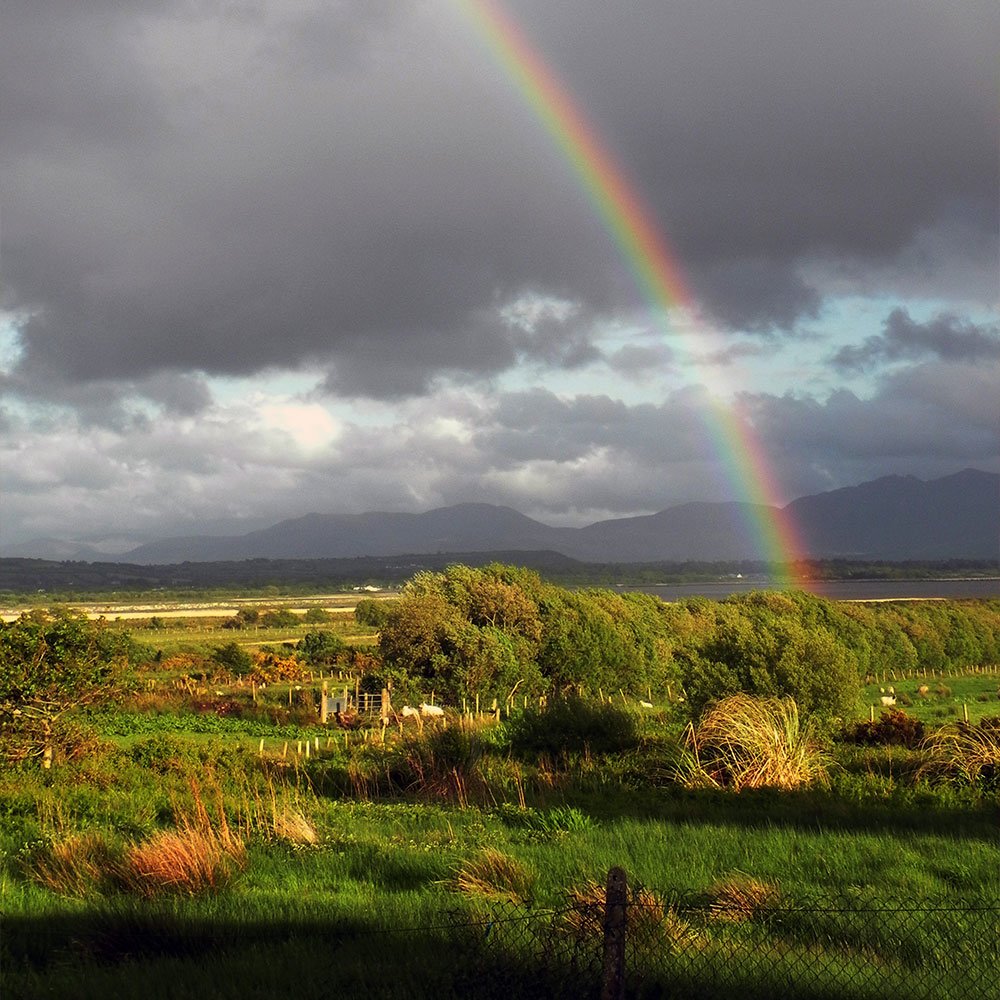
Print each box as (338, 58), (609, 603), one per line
(0, 610), (136, 762)
(259, 609), (300, 629)
(503, 696), (639, 757)
(297, 630), (346, 666)
(354, 598), (391, 628)
(845, 709), (925, 748)
(210, 642), (253, 676)
(302, 607), (333, 624)
(675, 594), (862, 721)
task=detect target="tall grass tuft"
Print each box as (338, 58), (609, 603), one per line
(706, 873), (780, 922)
(680, 695), (829, 791)
(121, 780), (246, 897)
(561, 880), (700, 950)
(22, 831), (122, 897)
(452, 848), (535, 903)
(918, 720), (1000, 787)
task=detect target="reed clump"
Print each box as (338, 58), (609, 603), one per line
(452, 848), (535, 903)
(677, 695), (829, 791)
(917, 720), (1000, 787)
(120, 781), (246, 896)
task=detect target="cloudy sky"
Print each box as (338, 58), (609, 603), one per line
(2, 0), (997, 550)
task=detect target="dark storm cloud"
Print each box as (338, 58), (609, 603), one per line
(2, 0), (996, 403)
(832, 309), (1000, 372)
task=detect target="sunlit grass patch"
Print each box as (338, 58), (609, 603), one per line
(22, 831), (122, 897)
(120, 781), (246, 897)
(561, 879), (701, 951)
(681, 695), (830, 791)
(452, 848), (534, 903)
(918, 719), (1000, 787)
(705, 872), (781, 922)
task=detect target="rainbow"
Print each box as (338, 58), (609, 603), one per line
(455, 0), (809, 582)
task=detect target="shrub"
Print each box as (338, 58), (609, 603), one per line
(503, 696), (638, 757)
(845, 709), (925, 748)
(303, 607), (333, 624)
(211, 642), (253, 676)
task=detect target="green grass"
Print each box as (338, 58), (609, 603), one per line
(3, 648), (1000, 998)
(861, 671), (1000, 724)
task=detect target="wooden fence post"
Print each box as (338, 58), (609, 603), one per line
(601, 866), (627, 1000)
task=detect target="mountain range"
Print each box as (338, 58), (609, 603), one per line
(5, 469), (995, 565)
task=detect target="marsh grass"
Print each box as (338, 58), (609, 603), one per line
(918, 720), (1000, 787)
(705, 873), (781, 922)
(22, 830), (123, 897)
(119, 779), (246, 897)
(680, 695), (830, 791)
(452, 848), (535, 902)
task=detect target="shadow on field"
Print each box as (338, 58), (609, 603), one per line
(2, 910), (599, 1000)
(559, 782), (1000, 842)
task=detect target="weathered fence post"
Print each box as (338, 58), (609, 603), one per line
(601, 866), (627, 1000)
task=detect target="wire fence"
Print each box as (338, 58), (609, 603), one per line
(417, 872), (1000, 1000)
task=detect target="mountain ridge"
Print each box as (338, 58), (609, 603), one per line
(4, 469), (996, 564)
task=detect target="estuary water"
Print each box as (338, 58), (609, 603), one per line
(629, 579), (1000, 602)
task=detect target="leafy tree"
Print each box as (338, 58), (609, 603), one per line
(303, 607), (333, 624)
(354, 598), (391, 628)
(260, 609), (300, 628)
(0, 610), (135, 765)
(210, 641), (253, 676)
(298, 630), (346, 666)
(222, 607), (260, 630)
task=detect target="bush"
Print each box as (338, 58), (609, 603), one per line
(210, 642), (253, 676)
(845, 709), (925, 748)
(298, 630), (346, 666)
(503, 696), (638, 757)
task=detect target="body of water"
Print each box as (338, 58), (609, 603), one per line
(629, 579), (1000, 602)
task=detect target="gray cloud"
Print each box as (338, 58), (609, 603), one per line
(2, 0), (996, 404)
(832, 309), (1000, 372)
(2, 0), (998, 548)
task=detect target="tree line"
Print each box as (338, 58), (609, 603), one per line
(356, 564), (1000, 719)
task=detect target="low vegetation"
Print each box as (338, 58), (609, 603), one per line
(2, 569), (999, 997)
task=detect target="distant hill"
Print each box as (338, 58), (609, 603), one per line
(788, 468), (998, 559)
(108, 469), (997, 564)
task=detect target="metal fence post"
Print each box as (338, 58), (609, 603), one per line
(601, 866), (627, 1000)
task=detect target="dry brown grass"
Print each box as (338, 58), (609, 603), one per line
(680, 695), (829, 791)
(562, 880), (700, 950)
(120, 781), (246, 897)
(271, 806), (319, 846)
(706, 873), (780, 922)
(452, 848), (534, 903)
(230, 774), (320, 845)
(23, 831), (121, 897)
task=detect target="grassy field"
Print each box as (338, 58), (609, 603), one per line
(2, 595), (999, 999)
